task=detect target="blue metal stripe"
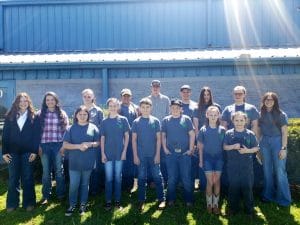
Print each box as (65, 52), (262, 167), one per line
(0, 5), (3, 50)
(102, 68), (108, 104)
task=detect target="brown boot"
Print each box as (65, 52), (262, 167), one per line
(213, 205), (220, 215)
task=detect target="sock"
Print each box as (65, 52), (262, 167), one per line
(213, 194), (219, 208)
(206, 195), (212, 208)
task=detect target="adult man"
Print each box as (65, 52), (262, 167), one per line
(147, 80), (170, 184)
(179, 85), (199, 190)
(180, 85), (197, 119)
(148, 80), (170, 122)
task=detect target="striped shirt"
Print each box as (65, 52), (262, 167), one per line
(40, 110), (69, 143)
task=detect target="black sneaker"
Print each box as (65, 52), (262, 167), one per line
(115, 201), (122, 210)
(104, 202), (112, 211)
(79, 204), (87, 216)
(65, 206), (76, 216)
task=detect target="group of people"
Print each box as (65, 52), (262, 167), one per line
(1, 80), (292, 218)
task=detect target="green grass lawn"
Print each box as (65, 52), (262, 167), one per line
(0, 171), (299, 225)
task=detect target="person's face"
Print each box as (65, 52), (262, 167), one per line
(206, 109), (219, 124)
(140, 103), (152, 116)
(19, 96), (29, 112)
(76, 110), (89, 124)
(180, 89), (191, 101)
(151, 85), (160, 95)
(233, 114), (247, 130)
(108, 101), (119, 114)
(264, 95), (275, 110)
(233, 90), (245, 104)
(121, 94), (131, 105)
(82, 91), (94, 105)
(45, 95), (57, 110)
(170, 105), (182, 117)
(203, 90), (211, 104)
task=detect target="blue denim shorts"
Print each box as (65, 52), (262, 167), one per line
(203, 158), (223, 173)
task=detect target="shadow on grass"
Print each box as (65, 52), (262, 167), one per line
(1, 183), (299, 225)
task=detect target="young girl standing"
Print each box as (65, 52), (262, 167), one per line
(223, 111), (259, 216)
(63, 106), (100, 216)
(2, 93), (40, 212)
(197, 106), (225, 214)
(100, 98), (130, 210)
(38, 91), (69, 204)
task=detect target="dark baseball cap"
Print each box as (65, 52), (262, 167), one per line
(170, 99), (183, 107)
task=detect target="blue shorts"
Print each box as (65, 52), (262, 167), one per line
(203, 158), (223, 173)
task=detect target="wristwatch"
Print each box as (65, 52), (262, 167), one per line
(281, 146), (287, 150)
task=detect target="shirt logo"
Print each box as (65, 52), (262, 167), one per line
(180, 120), (187, 128)
(117, 121), (123, 129)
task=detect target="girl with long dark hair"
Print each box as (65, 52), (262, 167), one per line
(259, 92), (291, 206)
(38, 91), (69, 204)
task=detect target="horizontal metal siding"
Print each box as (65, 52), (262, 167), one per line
(1, 0), (300, 52)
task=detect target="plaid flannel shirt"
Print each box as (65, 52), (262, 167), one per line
(41, 110), (68, 143)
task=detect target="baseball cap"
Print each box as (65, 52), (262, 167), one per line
(170, 99), (183, 107)
(120, 88), (132, 96)
(151, 80), (161, 87)
(180, 84), (191, 91)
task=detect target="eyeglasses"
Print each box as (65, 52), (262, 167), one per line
(234, 92), (244, 96)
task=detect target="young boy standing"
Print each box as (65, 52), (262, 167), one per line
(223, 111), (259, 217)
(162, 99), (195, 207)
(132, 98), (166, 211)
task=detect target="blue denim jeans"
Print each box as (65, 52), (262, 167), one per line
(104, 160), (123, 203)
(227, 159), (254, 214)
(260, 136), (291, 206)
(40, 142), (65, 199)
(89, 147), (103, 195)
(165, 153), (193, 203)
(69, 170), (92, 207)
(137, 157), (165, 202)
(122, 143), (137, 189)
(7, 153), (36, 209)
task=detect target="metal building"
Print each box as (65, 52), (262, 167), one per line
(0, 0), (300, 118)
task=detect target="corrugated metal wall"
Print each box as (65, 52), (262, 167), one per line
(1, 0), (300, 53)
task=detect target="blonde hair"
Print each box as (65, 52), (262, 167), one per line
(81, 88), (95, 103)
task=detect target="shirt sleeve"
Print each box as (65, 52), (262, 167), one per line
(94, 126), (100, 141)
(131, 120), (137, 133)
(63, 127), (71, 142)
(63, 110), (69, 128)
(1, 118), (11, 155)
(250, 106), (259, 121)
(97, 108), (104, 128)
(197, 127), (204, 143)
(223, 131), (231, 145)
(193, 108), (199, 119)
(249, 132), (258, 148)
(99, 120), (105, 136)
(186, 117), (194, 132)
(280, 112), (288, 126)
(161, 118), (167, 133)
(123, 117), (130, 132)
(155, 119), (161, 133)
(32, 116), (41, 153)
